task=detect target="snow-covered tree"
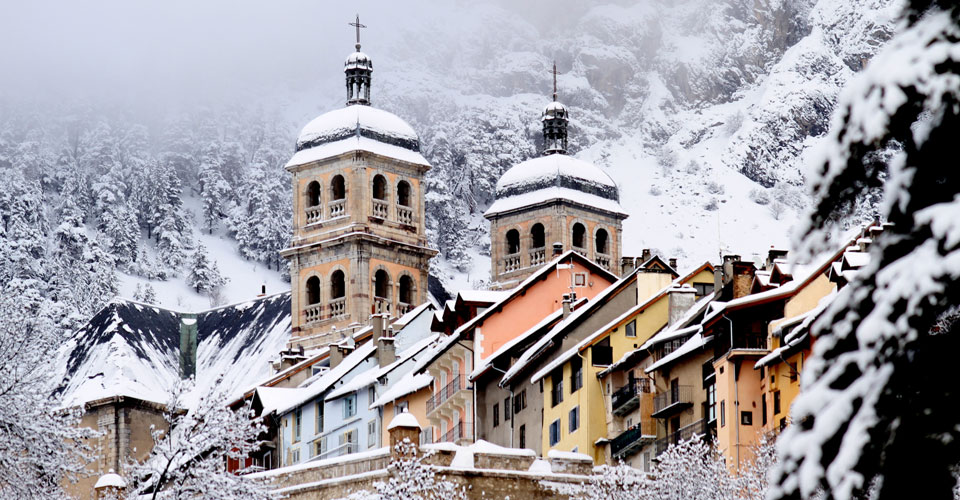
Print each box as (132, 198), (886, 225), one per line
(0, 289), (97, 499)
(771, 2), (960, 500)
(126, 378), (276, 500)
(186, 243), (228, 294)
(565, 462), (650, 500)
(650, 437), (739, 500)
(153, 161), (192, 274)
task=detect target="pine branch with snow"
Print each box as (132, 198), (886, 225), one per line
(349, 440), (467, 500)
(771, 2), (960, 500)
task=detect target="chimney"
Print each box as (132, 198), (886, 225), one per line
(179, 314), (198, 379)
(668, 257), (678, 270)
(713, 267), (723, 296)
(721, 254), (741, 286)
(620, 256), (636, 275)
(641, 249), (652, 263)
(372, 313), (384, 343)
(553, 242), (563, 256)
(732, 261), (756, 299)
(378, 335), (396, 368)
(258, 284), (266, 297)
(765, 248), (788, 271)
(562, 293), (574, 318)
(667, 284), (697, 325)
(329, 344), (343, 369)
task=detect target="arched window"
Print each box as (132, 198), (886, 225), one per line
(399, 275), (414, 304)
(331, 175), (346, 201)
(306, 276), (321, 305)
(373, 175), (387, 201)
(572, 223), (586, 249)
(331, 270), (346, 299)
(397, 180), (411, 206)
(596, 228), (609, 254)
(374, 269), (389, 298)
(306, 181), (321, 207)
(531, 223), (545, 249)
(506, 229), (520, 255)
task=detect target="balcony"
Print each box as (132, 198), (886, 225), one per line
(397, 302), (412, 316)
(372, 199), (388, 219)
(330, 298), (346, 319)
(303, 303), (323, 324)
(595, 254), (611, 270)
(611, 421), (655, 460)
(373, 298), (391, 314)
(305, 205), (323, 224)
(329, 199), (346, 218)
(529, 247), (546, 267)
(503, 254), (521, 273)
(654, 418), (709, 457)
(426, 375), (465, 414)
(652, 385), (693, 419)
(612, 378), (652, 417)
(397, 205), (413, 225)
(441, 420), (472, 444)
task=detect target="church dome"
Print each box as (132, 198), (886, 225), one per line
(295, 105), (421, 153)
(345, 51), (373, 71)
(495, 154), (618, 200)
(542, 101), (568, 120)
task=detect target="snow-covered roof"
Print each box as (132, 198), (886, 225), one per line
(325, 333), (438, 400)
(274, 340), (377, 416)
(486, 154), (625, 218)
(645, 333), (713, 374)
(54, 293), (292, 410)
(94, 472), (126, 489)
(287, 135), (429, 169)
(387, 411), (421, 430)
(391, 302), (434, 329)
(369, 371), (433, 409)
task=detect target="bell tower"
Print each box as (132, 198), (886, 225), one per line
(282, 18), (437, 350)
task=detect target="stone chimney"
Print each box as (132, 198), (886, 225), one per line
(667, 284), (697, 325)
(179, 314), (198, 379)
(620, 256), (636, 275)
(372, 313), (384, 343)
(553, 242), (563, 256)
(641, 249), (652, 263)
(765, 248), (788, 271)
(387, 411), (422, 460)
(721, 254), (741, 286)
(561, 293), (574, 318)
(668, 257), (678, 270)
(732, 261), (756, 299)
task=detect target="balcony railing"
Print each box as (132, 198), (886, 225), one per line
(652, 385), (693, 418)
(329, 199), (346, 218)
(304, 303), (323, 324)
(397, 205), (413, 225)
(373, 297), (391, 314)
(426, 375), (465, 414)
(529, 247), (546, 267)
(654, 418), (708, 456)
(441, 420), (472, 443)
(611, 421), (654, 459)
(330, 298), (346, 319)
(372, 199), (388, 219)
(572, 246), (586, 256)
(503, 254), (521, 273)
(397, 302), (412, 316)
(612, 378), (652, 416)
(595, 254), (611, 270)
(305, 205), (323, 224)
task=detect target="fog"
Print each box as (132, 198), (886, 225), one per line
(0, 0), (607, 110)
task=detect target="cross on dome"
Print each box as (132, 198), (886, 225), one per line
(344, 14), (373, 106)
(542, 61), (568, 155)
(349, 14), (366, 51)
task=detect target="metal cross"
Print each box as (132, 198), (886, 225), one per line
(349, 14), (367, 46)
(550, 61), (559, 101)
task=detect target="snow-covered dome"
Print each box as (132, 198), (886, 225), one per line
(345, 51), (373, 71)
(295, 105), (421, 153)
(542, 101), (568, 120)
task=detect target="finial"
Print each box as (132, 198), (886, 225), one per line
(550, 61), (559, 102)
(349, 14), (366, 50)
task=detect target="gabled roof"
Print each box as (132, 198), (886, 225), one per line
(645, 332), (713, 374)
(274, 340), (377, 416)
(326, 333), (438, 401)
(416, 250), (618, 374)
(55, 293), (292, 410)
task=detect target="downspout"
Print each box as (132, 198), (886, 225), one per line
(725, 315), (740, 472)
(490, 365), (515, 448)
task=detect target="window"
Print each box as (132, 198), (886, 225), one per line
(521, 389), (527, 409)
(368, 420), (378, 447)
(331, 270), (346, 300)
(312, 437), (325, 458)
(592, 337), (612, 366)
(570, 357), (583, 393)
(331, 174), (346, 200)
(504, 397), (511, 421)
(574, 272), (587, 287)
(568, 406), (580, 433)
(762, 394), (768, 426)
(643, 452), (651, 473)
(572, 223), (586, 249)
(595, 228), (608, 254)
(514, 390), (526, 414)
(340, 430), (357, 455)
(519, 424), (526, 449)
(293, 408), (302, 443)
(368, 386), (376, 404)
(773, 391), (781, 415)
(506, 229), (520, 254)
(316, 402), (324, 434)
(374, 269), (389, 299)
(549, 419), (561, 446)
(720, 400), (726, 427)
(706, 384), (716, 423)
(625, 320), (636, 337)
(399, 275), (414, 304)
(779, 417), (787, 432)
(292, 448), (301, 463)
(693, 282), (714, 297)
(306, 276), (321, 305)
(397, 180), (411, 206)
(742, 411), (753, 426)
(531, 223), (545, 248)
(394, 401), (408, 416)
(493, 403), (500, 427)
(551, 371), (564, 407)
(343, 394), (357, 419)
(306, 181), (321, 207)
(372, 174), (387, 200)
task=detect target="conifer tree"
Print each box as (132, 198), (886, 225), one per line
(187, 243), (228, 294)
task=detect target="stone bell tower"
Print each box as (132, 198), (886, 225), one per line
(281, 18), (437, 350)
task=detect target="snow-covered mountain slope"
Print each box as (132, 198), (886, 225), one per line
(0, 0), (902, 316)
